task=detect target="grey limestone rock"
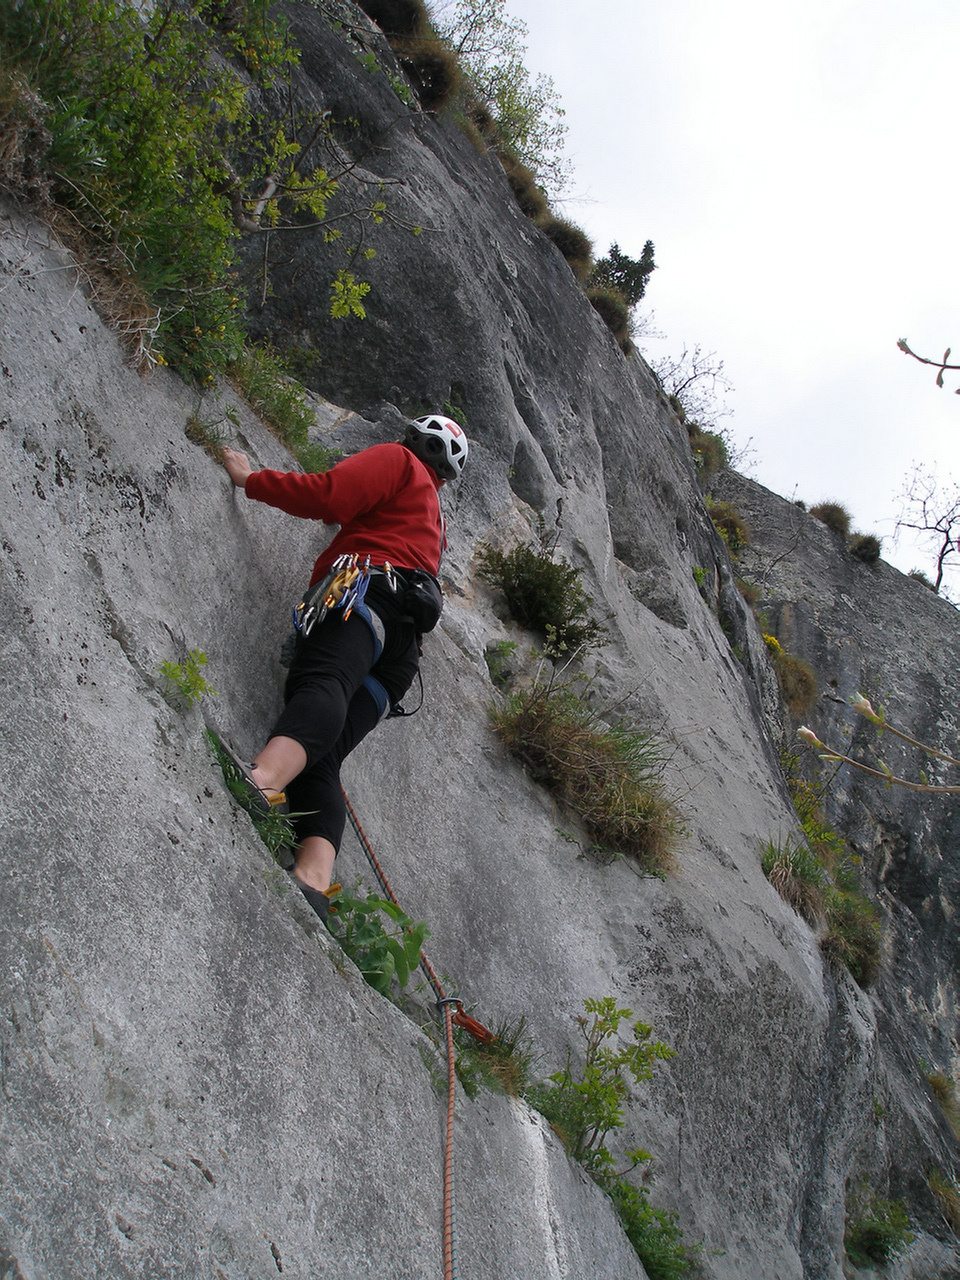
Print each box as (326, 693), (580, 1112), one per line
(1, 5), (959, 1277)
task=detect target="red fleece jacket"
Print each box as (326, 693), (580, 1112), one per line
(245, 442), (445, 584)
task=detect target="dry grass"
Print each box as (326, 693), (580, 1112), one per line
(927, 1071), (960, 1139)
(761, 839), (827, 924)
(810, 501), (852, 537)
(773, 650), (818, 718)
(491, 679), (681, 874)
(929, 1169), (960, 1236)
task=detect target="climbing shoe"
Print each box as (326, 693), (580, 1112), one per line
(293, 878), (340, 925)
(219, 740), (287, 815)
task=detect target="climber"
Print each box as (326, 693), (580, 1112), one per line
(220, 415), (468, 923)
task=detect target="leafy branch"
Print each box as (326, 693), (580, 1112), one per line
(798, 695), (960, 794)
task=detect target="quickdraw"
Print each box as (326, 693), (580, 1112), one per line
(294, 554), (396, 637)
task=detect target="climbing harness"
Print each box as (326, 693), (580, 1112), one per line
(340, 790), (493, 1280)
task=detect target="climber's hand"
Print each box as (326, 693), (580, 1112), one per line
(222, 447), (253, 489)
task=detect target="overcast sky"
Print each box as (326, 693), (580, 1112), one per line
(504, 0), (960, 582)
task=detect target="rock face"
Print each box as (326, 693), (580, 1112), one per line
(1, 6), (959, 1279)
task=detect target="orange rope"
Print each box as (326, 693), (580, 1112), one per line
(341, 789), (494, 1280)
(439, 997), (458, 1280)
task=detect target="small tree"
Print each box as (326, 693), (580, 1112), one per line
(895, 465), (960, 598)
(651, 344), (733, 434)
(434, 0), (570, 194)
(591, 241), (656, 308)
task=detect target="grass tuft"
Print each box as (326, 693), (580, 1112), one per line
(810, 501), (852, 537)
(688, 427), (728, 480)
(394, 37), (461, 110)
(929, 1168), (960, 1235)
(706, 499), (750, 558)
(538, 215), (593, 280)
(761, 838), (827, 923)
(587, 286), (631, 350)
(771, 650), (818, 718)
(490, 678), (681, 873)
(849, 533), (881, 563)
(927, 1071), (960, 1139)
(455, 1016), (537, 1098)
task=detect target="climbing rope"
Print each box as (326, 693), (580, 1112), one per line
(341, 789), (493, 1280)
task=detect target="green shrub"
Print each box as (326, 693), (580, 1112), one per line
(849, 533), (881, 563)
(706, 499), (750, 558)
(845, 1193), (912, 1267)
(0, 0), (382, 380)
(490, 678), (681, 873)
(810, 502), (852, 537)
(477, 518), (607, 655)
(538, 215), (593, 281)
(761, 838), (827, 924)
(484, 638), (518, 688)
(775, 747), (882, 987)
(587, 286), (631, 348)
(159, 649), (217, 708)
(525, 998), (692, 1279)
(327, 886), (429, 995)
(821, 887), (882, 987)
(735, 577), (760, 607)
(909, 568), (936, 590)
(782, 760), (844, 864)
(605, 1179), (692, 1280)
(229, 344), (315, 448)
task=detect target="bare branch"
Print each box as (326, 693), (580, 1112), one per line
(898, 338), (960, 392)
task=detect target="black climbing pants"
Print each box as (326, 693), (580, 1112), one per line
(271, 575), (419, 853)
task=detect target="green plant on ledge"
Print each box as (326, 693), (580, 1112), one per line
(229, 344), (315, 449)
(525, 998), (693, 1279)
(766, 748), (881, 988)
(327, 885), (429, 996)
(159, 649), (217, 708)
(762, 634), (818, 718)
(926, 1069), (960, 1139)
(477, 514), (607, 656)
(844, 1189), (912, 1268)
(706, 498), (750, 559)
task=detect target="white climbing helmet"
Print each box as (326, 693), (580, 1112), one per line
(403, 414), (468, 482)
